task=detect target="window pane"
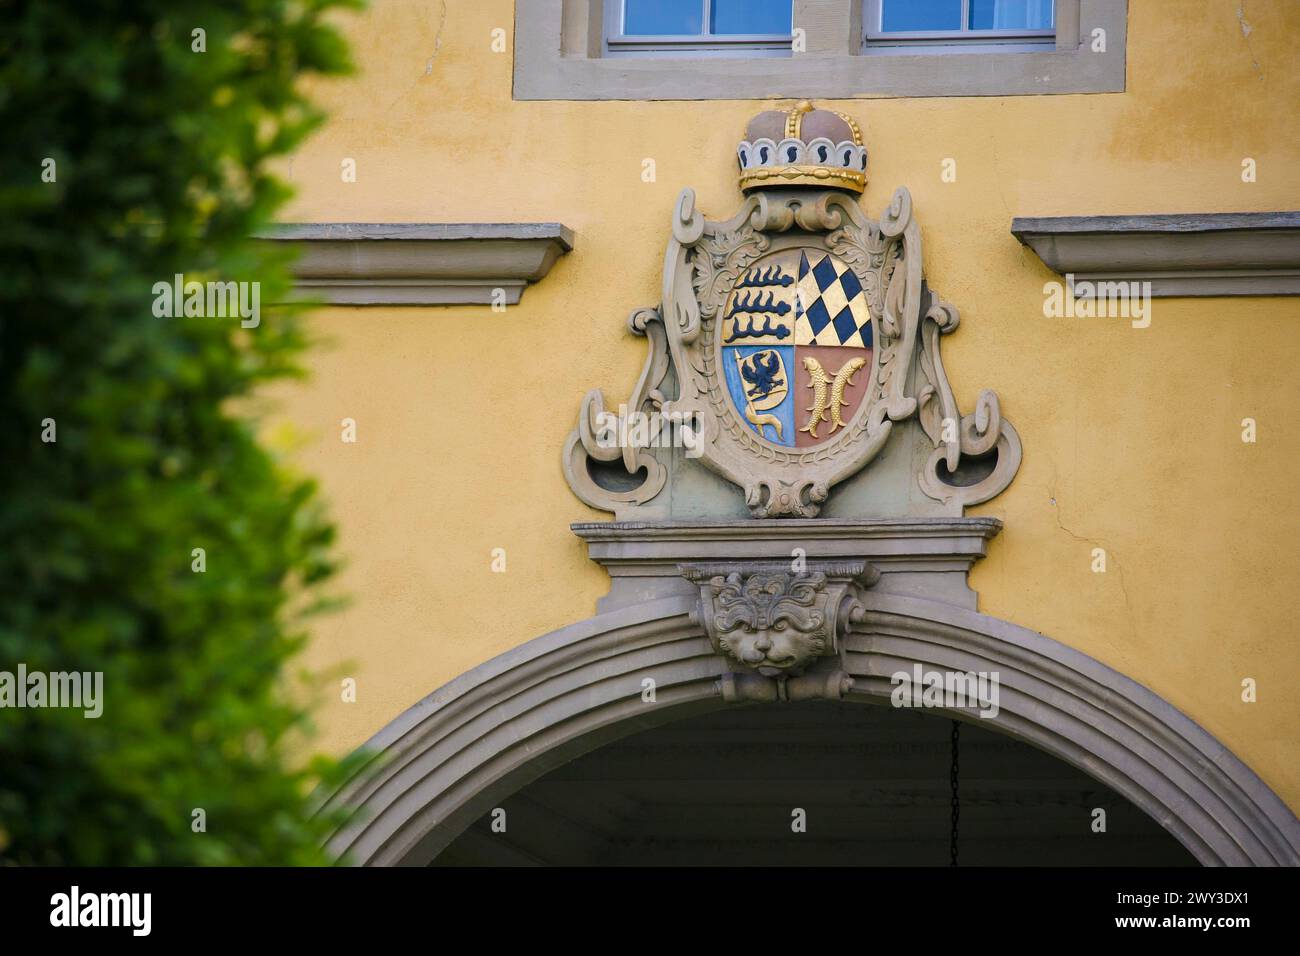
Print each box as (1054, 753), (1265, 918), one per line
(623, 0), (702, 36)
(711, 0), (792, 35)
(880, 0), (963, 32)
(969, 0), (1055, 30)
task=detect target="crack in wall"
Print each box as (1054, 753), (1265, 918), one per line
(383, 0), (449, 115)
(1046, 477), (1138, 644)
(1236, 1), (1264, 80)
(425, 0), (448, 76)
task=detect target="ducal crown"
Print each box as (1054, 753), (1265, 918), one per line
(737, 100), (867, 195)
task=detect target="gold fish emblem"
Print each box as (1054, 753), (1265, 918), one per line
(799, 356), (867, 438)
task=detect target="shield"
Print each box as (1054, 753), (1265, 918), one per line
(720, 248), (873, 448)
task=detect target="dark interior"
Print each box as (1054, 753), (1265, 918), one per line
(433, 699), (1198, 866)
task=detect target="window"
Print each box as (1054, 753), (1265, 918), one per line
(517, 1), (1126, 101)
(865, 0), (1055, 51)
(605, 0), (794, 57)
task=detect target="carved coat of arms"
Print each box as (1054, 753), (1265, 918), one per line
(564, 101), (1021, 520)
(722, 247), (871, 446)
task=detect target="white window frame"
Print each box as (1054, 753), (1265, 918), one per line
(864, 0), (1055, 53)
(604, 0), (793, 57)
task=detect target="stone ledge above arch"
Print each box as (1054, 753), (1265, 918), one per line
(573, 516), (1003, 613)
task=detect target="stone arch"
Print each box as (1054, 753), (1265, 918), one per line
(322, 592), (1300, 867)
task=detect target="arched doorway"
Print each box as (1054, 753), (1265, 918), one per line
(321, 589), (1300, 866)
(433, 700), (1197, 866)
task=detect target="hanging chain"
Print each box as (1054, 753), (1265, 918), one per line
(949, 719), (960, 867)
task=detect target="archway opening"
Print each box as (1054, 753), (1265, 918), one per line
(431, 699), (1197, 866)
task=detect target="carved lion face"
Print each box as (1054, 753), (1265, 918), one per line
(711, 571), (828, 676)
(721, 621), (827, 677)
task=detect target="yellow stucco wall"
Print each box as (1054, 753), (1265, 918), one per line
(270, 0), (1300, 813)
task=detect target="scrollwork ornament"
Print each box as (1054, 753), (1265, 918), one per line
(915, 292), (1022, 510)
(561, 306), (671, 513)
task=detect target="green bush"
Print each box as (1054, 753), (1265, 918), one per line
(0, 0), (362, 865)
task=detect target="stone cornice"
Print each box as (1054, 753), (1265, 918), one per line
(572, 517), (1002, 612)
(1011, 212), (1300, 297)
(258, 222), (574, 305)
(572, 516), (1002, 546)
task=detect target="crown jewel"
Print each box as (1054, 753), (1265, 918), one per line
(737, 100), (867, 194)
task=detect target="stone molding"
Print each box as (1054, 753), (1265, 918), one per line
(321, 590), (1300, 867)
(572, 517), (1001, 612)
(1011, 212), (1300, 297)
(258, 223), (574, 305)
(320, 519), (1300, 867)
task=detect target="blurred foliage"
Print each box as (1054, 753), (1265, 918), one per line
(0, 0), (366, 864)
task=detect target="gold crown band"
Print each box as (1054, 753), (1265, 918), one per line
(739, 164), (866, 194)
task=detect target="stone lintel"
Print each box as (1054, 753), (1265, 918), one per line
(572, 517), (1002, 613)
